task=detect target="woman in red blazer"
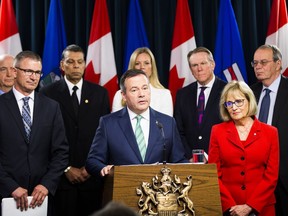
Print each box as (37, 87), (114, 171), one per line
(208, 81), (279, 216)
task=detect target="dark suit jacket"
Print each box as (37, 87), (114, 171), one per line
(0, 91), (68, 197)
(174, 77), (226, 158)
(209, 119), (279, 214)
(86, 107), (188, 176)
(40, 79), (110, 189)
(251, 76), (288, 193)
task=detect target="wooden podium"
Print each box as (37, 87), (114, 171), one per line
(103, 163), (222, 216)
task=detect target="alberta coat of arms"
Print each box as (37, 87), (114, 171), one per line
(136, 167), (196, 216)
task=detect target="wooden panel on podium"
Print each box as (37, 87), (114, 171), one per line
(103, 163), (222, 216)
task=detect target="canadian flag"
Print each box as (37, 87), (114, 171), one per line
(169, 0), (196, 103)
(85, 0), (118, 107)
(265, 0), (288, 76)
(0, 0), (22, 55)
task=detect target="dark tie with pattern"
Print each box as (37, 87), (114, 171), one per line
(22, 97), (31, 142)
(258, 88), (271, 123)
(197, 87), (207, 125)
(72, 86), (79, 115)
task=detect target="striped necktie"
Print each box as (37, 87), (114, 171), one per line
(22, 97), (31, 142)
(135, 115), (146, 161)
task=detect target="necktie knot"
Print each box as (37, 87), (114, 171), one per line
(264, 88), (271, 95)
(72, 86), (78, 92)
(23, 97), (30, 104)
(136, 115), (143, 122)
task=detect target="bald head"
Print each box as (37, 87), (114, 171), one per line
(0, 54), (15, 94)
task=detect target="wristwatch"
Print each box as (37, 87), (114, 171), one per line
(64, 166), (71, 173)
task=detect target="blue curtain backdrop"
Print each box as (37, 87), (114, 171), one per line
(11, 0), (282, 86)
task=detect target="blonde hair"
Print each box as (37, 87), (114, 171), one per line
(219, 80), (257, 121)
(128, 47), (164, 89)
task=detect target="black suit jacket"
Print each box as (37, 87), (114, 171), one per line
(40, 79), (110, 189)
(174, 77), (226, 158)
(0, 91), (68, 197)
(251, 76), (288, 193)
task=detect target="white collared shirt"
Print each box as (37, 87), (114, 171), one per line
(257, 75), (281, 125)
(13, 87), (35, 123)
(196, 75), (216, 108)
(64, 76), (83, 104)
(127, 108), (150, 147)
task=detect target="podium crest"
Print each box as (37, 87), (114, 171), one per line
(136, 167), (196, 216)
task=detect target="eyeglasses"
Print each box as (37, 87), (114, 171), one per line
(224, 99), (245, 109)
(251, 60), (274, 68)
(15, 67), (43, 77)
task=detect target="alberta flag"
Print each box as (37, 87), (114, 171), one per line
(0, 0), (22, 55)
(40, 0), (67, 87)
(265, 0), (288, 76)
(169, 0), (196, 103)
(214, 0), (248, 83)
(123, 0), (149, 73)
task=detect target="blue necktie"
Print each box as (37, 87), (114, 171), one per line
(22, 97), (31, 142)
(258, 88), (271, 123)
(135, 115), (146, 161)
(197, 87), (207, 125)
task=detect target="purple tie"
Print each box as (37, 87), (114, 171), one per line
(197, 87), (207, 125)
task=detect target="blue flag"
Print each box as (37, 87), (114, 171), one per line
(123, 0), (149, 73)
(214, 0), (248, 83)
(40, 0), (67, 87)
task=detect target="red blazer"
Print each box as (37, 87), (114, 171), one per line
(208, 118), (279, 215)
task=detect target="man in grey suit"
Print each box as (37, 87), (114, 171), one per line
(250, 44), (288, 216)
(0, 51), (68, 216)
(40, 44), (110, 216)
(86, 69), (187, 177)
(174, 47), (226, 161)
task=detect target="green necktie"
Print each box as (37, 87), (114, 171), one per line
(135, 115), (146, 161)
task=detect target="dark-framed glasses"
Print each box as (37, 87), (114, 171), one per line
(15, 67), (43, 77)
(224, 99), (245, 109)
(251, 60), (273, 68)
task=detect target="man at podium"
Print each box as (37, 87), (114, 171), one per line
(86, 69), (187, 177)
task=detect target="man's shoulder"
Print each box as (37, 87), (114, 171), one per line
(83, 80), (108, 92)
(39, 80), (65, 93)
(214, 77), (227, 88)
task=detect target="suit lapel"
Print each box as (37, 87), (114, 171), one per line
(57, 80), (77, 121)
(201, 78), (221, 128)
(272, 76), (288, 126)
(118, 108), (143, 162)
(145, 109), (160, 162)
(5, 91), (27, 142)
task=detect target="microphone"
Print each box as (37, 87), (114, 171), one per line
(156, 120), (166, 164)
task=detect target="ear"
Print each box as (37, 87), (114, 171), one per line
(12, 67), (17, 78)
(121, 90), (126, 102)
(60, 60), (64, 71)
(276, 59), (282, 71)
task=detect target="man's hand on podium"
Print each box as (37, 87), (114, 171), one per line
(101, 165), (114, 177)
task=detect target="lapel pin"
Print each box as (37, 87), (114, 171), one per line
(85, 99), (89, 104)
